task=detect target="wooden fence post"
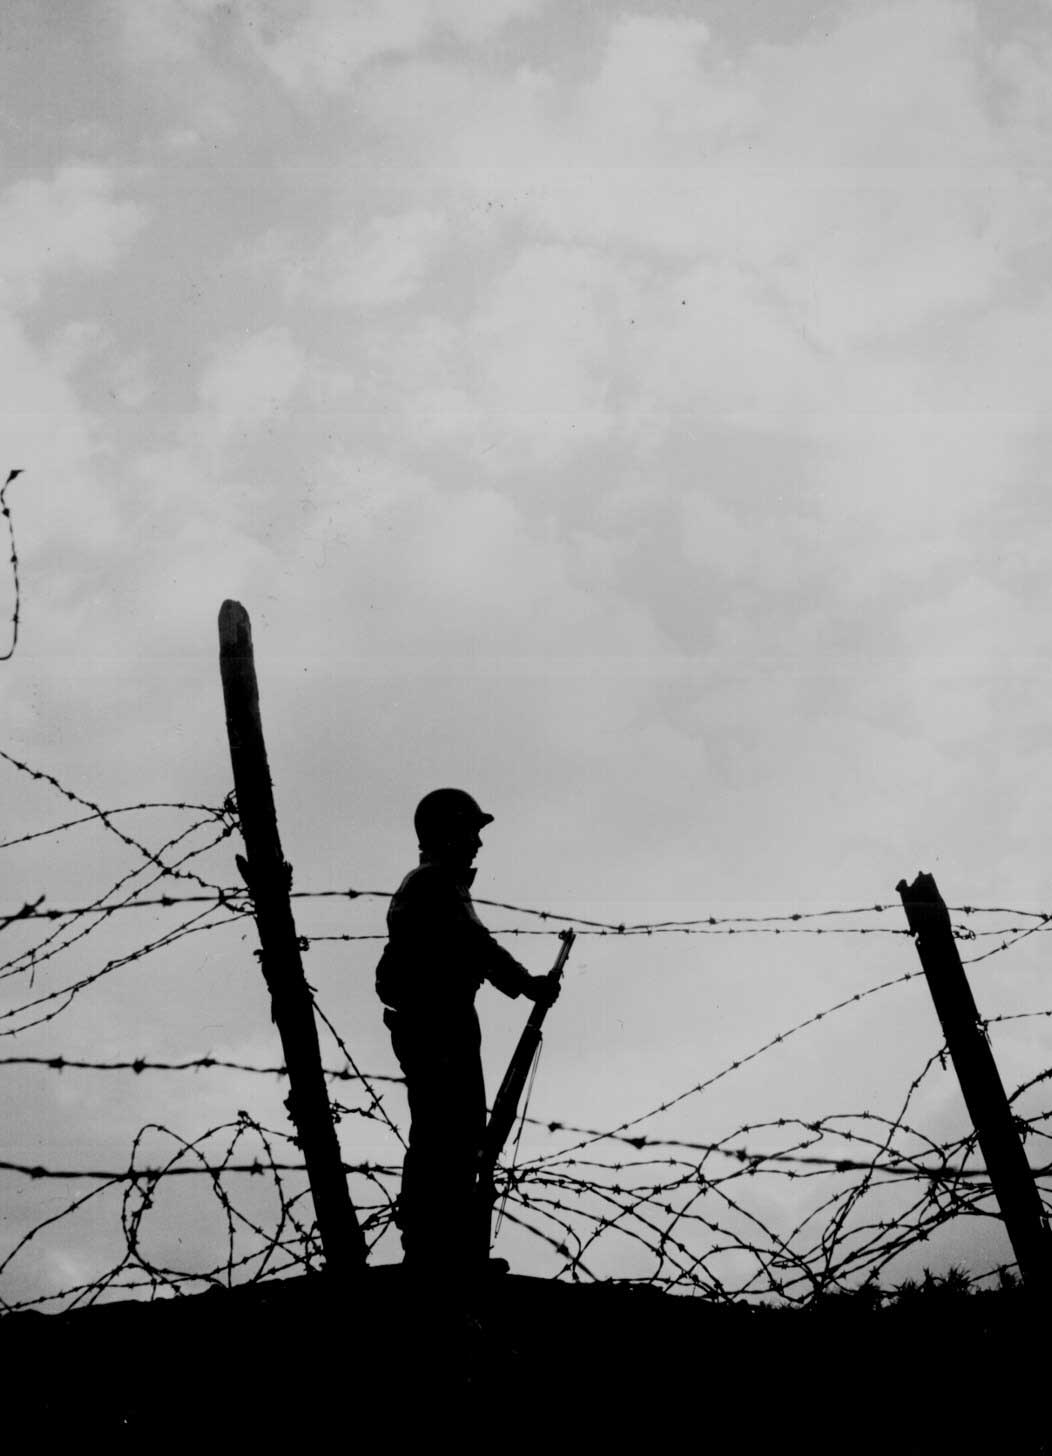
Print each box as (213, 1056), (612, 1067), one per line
(897, 871), (1051, 1289)
(219, 600), (366, 1275)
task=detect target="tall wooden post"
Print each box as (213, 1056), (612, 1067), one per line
(898, 871), (1051, 1289)
(219, 600), (366, 1274)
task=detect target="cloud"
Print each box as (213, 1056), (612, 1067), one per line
(351, 241), (825, 470)
(139, 0), (1052, 707)
(575, 15), (750, 159)
(241, 0), (548, 92)
(114, 0), (243, 136)
(0, 166), (145, 708)
(450, 244), (625, 463)
(44, 323), (154, 409)
(271, 451), (664, 658)
(0, 166), (145, 309)
(356, 3), (1045, 352)
(108, 353), (155, 409)
(44, 321), (111, 379)
(197, 326), (307, 439)
(118, 0), (234, 67)
(0, 312), (114, 546)
(275, 209), (449, 311)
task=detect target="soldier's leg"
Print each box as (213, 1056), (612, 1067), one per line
(414, 1017), (487, 1270)
(385, 1010), (433, 1263)
(439, 1010), (487, 1269)
(387, 1010), (487, 1271)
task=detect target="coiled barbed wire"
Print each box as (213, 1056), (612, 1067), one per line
(3, 755), (1052, 1312)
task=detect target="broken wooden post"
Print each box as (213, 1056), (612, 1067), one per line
(219, 599), (366, 1275)
(897, 871), (1051, 1289)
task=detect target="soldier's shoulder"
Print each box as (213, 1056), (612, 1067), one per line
(393, 863), (449, 902)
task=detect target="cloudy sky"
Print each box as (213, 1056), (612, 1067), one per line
(4, 0), (1052, 1302)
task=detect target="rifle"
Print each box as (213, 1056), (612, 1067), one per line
(478, 927), (575, 1256)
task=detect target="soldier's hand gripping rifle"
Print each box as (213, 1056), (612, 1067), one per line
(478, 927), (575, 1257)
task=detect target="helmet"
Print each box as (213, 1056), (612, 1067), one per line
(414, 788), (494, 847)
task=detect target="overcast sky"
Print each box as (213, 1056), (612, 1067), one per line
(4, 0), (1052, 1303)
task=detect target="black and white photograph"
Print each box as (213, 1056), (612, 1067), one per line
(1, 2), (1050, 1447)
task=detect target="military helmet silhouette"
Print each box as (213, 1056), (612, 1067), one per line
(414, 788), (494, 846)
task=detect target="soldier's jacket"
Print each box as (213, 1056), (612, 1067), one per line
(375, 856), (531, 1015)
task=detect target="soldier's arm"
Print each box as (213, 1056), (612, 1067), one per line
(396, 867), (552, 1001)
(478, 932), (532, 998)
(458, 892), (557, 1001)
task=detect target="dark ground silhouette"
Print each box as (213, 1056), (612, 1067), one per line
(2, 1267), (1046, 1452)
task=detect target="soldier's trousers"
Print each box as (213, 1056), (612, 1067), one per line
(384, 1005), (487, 1271)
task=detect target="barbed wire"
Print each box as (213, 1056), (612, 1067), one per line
(2, 1090), (1036, 1309)
(309, 993), (408, 1150)
(0, 469), (23, 663)
(0, 903), (239, 1038)
(0, 1065), (1035, 1308)
(12, 887), (1052, 953)
(3, 754), (1052, 1312)
(5, 502), (1045, 1316)
(3, 1031), (1042, 1311)
(0, 897), (45, 932)
(961, 919), (1051, 964)
(0, 1112), (401, 1313)
(12, 874), (1052, 980)
(0, 1153), (390, 1182)
(0, 749), (235, 897)
(0, 1053), (403, 1082)
(2, 889), (246, 922)
(0, 800), (231, 852)
(0, 816), (239, 988)
(516, 965), (924, 1170)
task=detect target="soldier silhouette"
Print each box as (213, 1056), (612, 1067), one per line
(376, 788), (557, 1276)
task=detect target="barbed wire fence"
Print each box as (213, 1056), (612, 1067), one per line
(2, 742), (1051, 1313)
(0, 547), (1047, 1312)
